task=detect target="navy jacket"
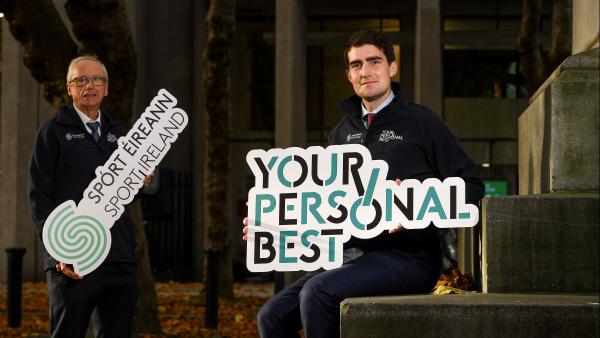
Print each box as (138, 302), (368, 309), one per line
(28, 106), (136, 270)
(329, 83), (484, 260)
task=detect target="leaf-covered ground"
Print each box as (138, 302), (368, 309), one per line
(0, 282), (273, 338)
(0, 269), (470, 337)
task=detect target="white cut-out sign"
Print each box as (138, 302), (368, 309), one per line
(43, 89), (188, 276)
(246, 145), (479, 272)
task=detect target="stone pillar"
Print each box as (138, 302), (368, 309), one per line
(479, 0), (600, 294)
(482, 49), (599, 293)
(400, 15), (415, 101)
(518, 49), (599, 195)
(0, 21), (53, 282)
(275, 0), (306, 287)
(275, 0), (306, 148)
(573, 0), (600, 54)
(414, 0), (442, 116)
(133, 0), (205, 280)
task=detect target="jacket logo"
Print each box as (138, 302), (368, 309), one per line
(65, 133), (85, 141)
(379, 130), (404, 143)
(346, 133), (362, 142)
(106, 132), (117, 143)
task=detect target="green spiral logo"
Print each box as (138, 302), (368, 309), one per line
(42, 200), (111, 275)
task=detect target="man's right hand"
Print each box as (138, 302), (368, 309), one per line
(242, 217), (249, 241)
(56, 262), (83, 280)
(242, 201), (249, 241)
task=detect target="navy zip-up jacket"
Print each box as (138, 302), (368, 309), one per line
(28, 106), (136, 270)
(329, 83), (484, 261)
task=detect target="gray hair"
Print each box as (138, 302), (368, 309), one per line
(66, 55), (109, 82)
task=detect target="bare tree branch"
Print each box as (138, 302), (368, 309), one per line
(0, 0), (77, 107)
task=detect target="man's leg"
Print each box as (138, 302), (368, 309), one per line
(92, 265), (137, 338)
(298, 250), (440, 338)
(257, 272), (319, 338)
(47, 270), (99, 338)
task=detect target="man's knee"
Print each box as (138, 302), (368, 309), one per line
(257, 298), (278, 326)
(299, 275), (332, 307)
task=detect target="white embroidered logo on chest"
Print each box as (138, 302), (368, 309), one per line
(65, 133), (86, 141)
(107, 132), (117, 143)
(378, 130), (403, 142)
(346, 133), (362, 142)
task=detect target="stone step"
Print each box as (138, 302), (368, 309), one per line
(340, 293), (600, 338)
(482, 193), (599, 293)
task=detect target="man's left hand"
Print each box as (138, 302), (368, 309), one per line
(389, 178), (404, 234)
(143, 171), (156, 187)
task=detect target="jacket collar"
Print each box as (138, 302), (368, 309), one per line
(56, 105), (117, 132)
(339, 82), (408, 121)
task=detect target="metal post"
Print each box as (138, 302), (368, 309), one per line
(6, 247), (26, 328)
(204, 249), (220, 328)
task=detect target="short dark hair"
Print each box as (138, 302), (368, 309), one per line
(344, 30), (395, 68)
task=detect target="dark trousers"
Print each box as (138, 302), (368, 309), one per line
(257, 250), (440, 338)
(47, 264), (137, 338)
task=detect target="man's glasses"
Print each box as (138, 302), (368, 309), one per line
(68, 75), (107, 87)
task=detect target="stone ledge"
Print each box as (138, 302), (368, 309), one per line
(531, 48), (599, 102)
(340, 293), (600, 338)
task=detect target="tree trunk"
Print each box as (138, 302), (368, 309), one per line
(130, 200), (162, 335)
(547, 0), (572, 68)
(203, 0), (236, 301)
(518, 0), (572, 95)
(0, 0), (161, 335)
(518, 0), (545, 94)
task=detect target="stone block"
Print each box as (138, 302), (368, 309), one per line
(519, 48), (599, 194)
(340, 293), (599, 338)
(481, 194), (599, 293)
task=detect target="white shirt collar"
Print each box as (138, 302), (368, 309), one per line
(361, 91), (395, 118)
(73, 105), (101, 135)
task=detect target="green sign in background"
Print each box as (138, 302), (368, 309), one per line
(484, 180), (508, 197)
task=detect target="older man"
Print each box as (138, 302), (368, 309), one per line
(244, 30), (484, 337)
(28, 56), (152, 338)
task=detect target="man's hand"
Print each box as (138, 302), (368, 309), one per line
(389, 179), (404, 234)
(143, 171), (156, 187)
(56, 262), (83, 280)
(242, 220), (249, 241)
(242, 201), (249, 241)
